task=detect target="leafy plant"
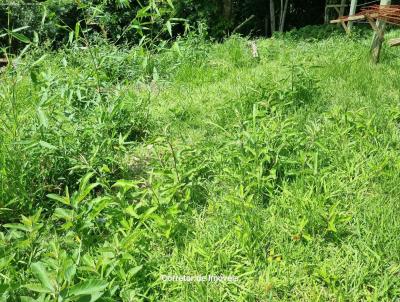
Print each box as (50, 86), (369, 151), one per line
(25, 261), (108, 301)
(1, 25), (400, 302)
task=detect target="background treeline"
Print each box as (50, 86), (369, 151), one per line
(0, 0), (386, 51)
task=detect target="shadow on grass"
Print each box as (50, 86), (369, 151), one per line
(282, 24), (374, 42)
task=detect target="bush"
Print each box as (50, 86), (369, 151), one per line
(0, 0), (176, 52)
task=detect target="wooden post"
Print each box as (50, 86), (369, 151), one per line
(348, 0), (358, 30)
(0, 58), (8, 68)
(371, 0), (391, 64)
(341, 20), (350, 34)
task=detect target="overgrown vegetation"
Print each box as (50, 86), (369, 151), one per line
(1, 0), (377, 45)
(1, 4), (400, 299)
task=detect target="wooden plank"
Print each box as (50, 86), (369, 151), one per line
(348, 0), (358, 30)
(388, 38), (400, 47)
(330, 12), (380, 24)
(330, 14), (367, 23)
(371, 0), (391, 64)
(325, 3), (350, 24)
(366, 15), (380, 32)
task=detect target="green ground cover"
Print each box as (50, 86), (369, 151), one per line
(1, 27), (400, 301)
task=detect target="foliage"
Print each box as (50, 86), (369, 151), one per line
(0, 0), (179, 52)
(1, 26), (400, 301)
(0, 0), (379, 48)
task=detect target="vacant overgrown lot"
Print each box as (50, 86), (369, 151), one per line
(1, 27), (400, 301)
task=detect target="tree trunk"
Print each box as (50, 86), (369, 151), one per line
(279, 0), (289, 32)
(265, 15), (270, 36)
(223, 0), (233, 22)
(270, 0), (276, 34)
(339, 0), (346, 17)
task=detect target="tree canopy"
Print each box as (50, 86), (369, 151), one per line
(0, 0), (387, 49)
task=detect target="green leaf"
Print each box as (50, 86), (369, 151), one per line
(3, 223), (29, 232)
(77, 183), (100, 204)
(20, 297), (37, 302)
(0, 254), (14, 270)
(47, 193), (70, 206)
(79, 172), (95, 192)
(31, 262), (55, 292)
(327, 218), (337, 233)
(31, 69), (39, 85)
(166, 0), (174, 9)
(165, 20), (172, 37)
(41, 6), (47, 26)
(10, 32), (30, 44)
(170, 18), (187, 22)
(67, 279), (108, 297)
(11, 26), (30, 33)
(31, 54), (47, 67)
(89, 196), (113, 219)
(136, 6), (150, 18)
(17, 44), (31, 60)
(152, 67), (159, 81)
(53, 207), (74, 221)
(141, 206), (158, 220)
(39, 140), (57, 150)
(68, 31), (74, 44)
(75, 22), (81, 41)
(90, 291), (105, 302)
(128, 265), (143, 277)
(63, 262), (77, 282)
(24, 283), (52, 294)
(36, 107), (48, 128)
(125, 205), (138, 218)
(112, 179), (138, 191)
(172, 42), (182, 56)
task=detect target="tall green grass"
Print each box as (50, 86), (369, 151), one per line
(1, 27), (400, 301)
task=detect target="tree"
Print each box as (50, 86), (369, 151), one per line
(223, 0), (233, 23)
(270, 0), (276, 33)
(279, 0), (290, 32)
(269, 0), (290, 35)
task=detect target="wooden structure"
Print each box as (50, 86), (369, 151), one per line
(325, 0), (359, 24)
(348, 0), (359, 29)
(0, 58), (8, 67)
(368, 1), (392, 63)
(331, 0), (397, 63)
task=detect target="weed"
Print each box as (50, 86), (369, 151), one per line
(1, 28), (400, 301)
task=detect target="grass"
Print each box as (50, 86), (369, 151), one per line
(1, 26), (400, 301)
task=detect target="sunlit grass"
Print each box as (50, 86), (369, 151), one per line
(1, 27), (400, 301)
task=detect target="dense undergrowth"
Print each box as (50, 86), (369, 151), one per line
(1, 26), (400, 301)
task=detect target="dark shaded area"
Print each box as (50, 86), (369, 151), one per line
(176, 0), (388, 38)
(287, 0), (326, 29)
(175, 0), (326, 37)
